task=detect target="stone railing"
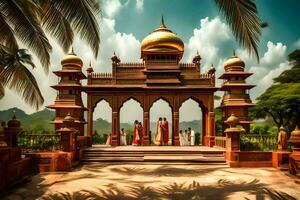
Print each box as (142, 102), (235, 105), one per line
(214, 136), (226, 149)
(90, 72), (112, 79)
(118, 62), (144, 67)
(199, 73), (213, 79)
(17, 132), (61, 153)
(180, 63), (196, 68)
(241, 134), (277, 151)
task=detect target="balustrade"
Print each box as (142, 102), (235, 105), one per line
(214, 136), (226, 149)
(241, 134), (277, 151)
(17, 132), (61, 153)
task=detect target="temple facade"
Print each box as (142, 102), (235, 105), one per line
(48, 18), (255, 146)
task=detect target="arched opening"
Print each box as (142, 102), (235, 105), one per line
(150, 99), (172, 145)
(179, 98), (203, 146)
(93, 99), (112, 145)
(119, 98), (143, 145)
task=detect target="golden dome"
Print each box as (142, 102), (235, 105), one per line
(61, 48), (83, 67)
(224, 52), (245, 72)
(141, 17), (184, 52)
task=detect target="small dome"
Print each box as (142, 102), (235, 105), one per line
(7, 115), (21, 128)
(289, 126), (300, 142)
(141, 17), (184, 52)
(225, 114), (239, 128)
(224, 55), (245, 72)
(63, 112), (75, 122)
(61, 48), (83, 67)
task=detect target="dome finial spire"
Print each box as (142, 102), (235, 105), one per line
(160, 15), (166, 28)
(233, 49), (236, 56)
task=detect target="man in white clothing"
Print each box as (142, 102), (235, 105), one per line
(189, 127), (195, 146)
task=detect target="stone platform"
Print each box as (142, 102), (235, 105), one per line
(82, 145), (225, 164)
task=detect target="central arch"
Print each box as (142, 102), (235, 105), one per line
(150, 98), (173, 145)
(119, 98), (143, 145)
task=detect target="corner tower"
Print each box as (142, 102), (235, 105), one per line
(47, 49), (87, 135)
(219, 53), (255, 133)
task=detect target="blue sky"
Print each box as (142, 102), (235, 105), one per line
(1, 0), (300, 123)
(113, 0), (300, 55)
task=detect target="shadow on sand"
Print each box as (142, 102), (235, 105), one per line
(40, 179), (296, 200)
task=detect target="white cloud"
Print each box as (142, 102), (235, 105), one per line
(184, 17), (235, 71)
(260, 41), (287, 67)
(294, 38), (300, 48)
(103, 0), (122, 18)
(135, 0), (144, 13)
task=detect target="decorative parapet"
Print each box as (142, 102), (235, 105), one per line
(90, 72), (112, 79)
(118, 62), (144, 67)
(180, 63), (196, 68)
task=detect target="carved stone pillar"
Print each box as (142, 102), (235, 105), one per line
(143, 111), (150, 146)
(111, 111), (119, 146)
(87, 107), (93, 137)
(204, 111), (215, 147)
(172, 111), (180, 146)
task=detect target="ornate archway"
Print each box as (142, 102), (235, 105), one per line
(82, 18), (217, 146)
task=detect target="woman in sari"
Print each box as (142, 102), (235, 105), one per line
(132, 120), (140, 146)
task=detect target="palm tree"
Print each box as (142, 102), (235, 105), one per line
(215, 0), (262, 61)
(0, 0), (100, 109)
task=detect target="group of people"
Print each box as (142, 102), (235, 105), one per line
(179, 127), (195, 146)
(154, 117), (169, 146)
(106, 118), (195, 146)
(132, 120), (144, 146)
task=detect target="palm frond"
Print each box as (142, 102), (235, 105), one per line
(41, 2), (74, 52)
(0, 81), (4, 99)
(0, 48), (43, 110)
(0, 13), (18, 51)
(0, 0), (52, 71)
(215, 0), (261, 61)
(53, 0), (100, 56)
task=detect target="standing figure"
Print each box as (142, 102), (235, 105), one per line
(106, 133), (112, 145)
(187, 127), (192, 146)
(162, 118), (169, 146)
(190, 128), (195, 146)
(155, 118), (163, 145)
(179, 130), (184, 146)
(184, 130), (188, 146)
(132, 120), (140, 146)
(138, 122), (144, 146)
(277, 126), (288, 151)
(120, 128), (127, 145)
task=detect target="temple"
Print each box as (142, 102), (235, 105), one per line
(48, 17), (255, 147)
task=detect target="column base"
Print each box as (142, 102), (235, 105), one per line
(142, 137), (150, 146)
(272, 151), (291, 168)
(204, 136), (215, 147)
(111, 136), (118, 146)
(173, 136), (180, 146)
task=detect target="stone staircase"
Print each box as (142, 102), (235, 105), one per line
(81, 146), (226, 164)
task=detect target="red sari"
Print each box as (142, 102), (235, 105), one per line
(138, 124), (143, 145)
(163, 120), (169, 145)
(132, 124), (140, 146)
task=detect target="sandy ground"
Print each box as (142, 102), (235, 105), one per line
(2, 163), (300, 200)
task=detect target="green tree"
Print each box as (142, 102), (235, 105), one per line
(252, 50), (300, 132)
(0, 0), (100, 108)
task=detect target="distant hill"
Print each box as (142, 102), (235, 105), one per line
(0, 107), (203, 134)
(0, 107), (55, 132)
